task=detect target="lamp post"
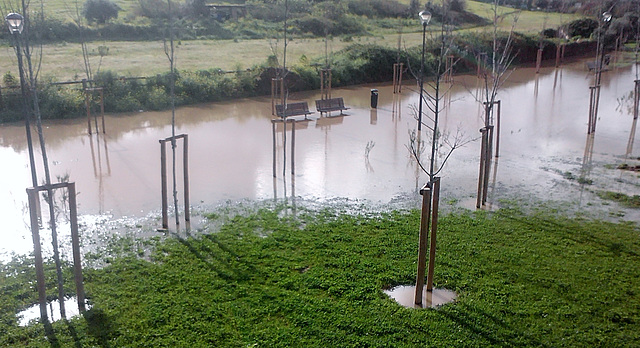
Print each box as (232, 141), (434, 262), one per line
(595, 11), (612, 86)
(417, 10), (431, 131)
(5, 13), (38, 188)
(414, 9), (433, 306)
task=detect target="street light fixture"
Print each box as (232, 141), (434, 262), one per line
(5, 13), (24, 33)
(595, 11), (613, 86)
(417, 10), (431, 131)
(5, 12), (38, 188)
(419, 10), (432, 26)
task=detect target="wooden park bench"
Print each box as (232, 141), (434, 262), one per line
(315, 97), (350, 116)
(275, 102), (313, 119)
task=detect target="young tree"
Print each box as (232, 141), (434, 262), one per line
(164, 0), (181, 228)
(406, 0), (472, 306)
(472, 0), (519, 207)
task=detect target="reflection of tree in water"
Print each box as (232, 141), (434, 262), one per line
(364, 140), (375, 173)
(627, 118), (638, 157)
(616, 90), (638, 116)
(579, 134), (596, 203)
(89, 134), (111, 214)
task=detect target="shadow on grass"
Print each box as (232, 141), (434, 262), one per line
(43, 320), (60, 348)
(84, 308), (116, 348)
(496, 210), (640, 258)
(63, 319), (82, 348)
(176, 234), (255, 281)
(440, 303), (549, 347)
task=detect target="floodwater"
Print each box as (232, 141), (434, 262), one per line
(384, 286), (457, 309)
(1, 56), (639, 259)
(17, 297), (90, 326)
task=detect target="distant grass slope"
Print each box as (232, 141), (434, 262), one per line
(465, 0), (583, 33)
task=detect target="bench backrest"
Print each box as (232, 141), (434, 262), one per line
(316, 97), (345, 110)
(276, 102), (310, 116)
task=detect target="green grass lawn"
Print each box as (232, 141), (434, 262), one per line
(1, 204), (638, 346)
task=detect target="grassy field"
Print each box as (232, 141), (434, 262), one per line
(0, 204), (638, 346)
(0, 1), (583, 81)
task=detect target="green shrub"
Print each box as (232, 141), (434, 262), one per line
(233, 70), (258, 97)
(542, 28), (558, 38)
(2, 72), (18, 87)
(115, 93), (144, 112)
(295, 16), (328, 36)
(330, 44), (412, 86)
(292, 65), (320, 91)
(145, 86), (171, 110)
(38, 84), (84, 119)
(83, 0), (120, 24)
(567, 18), (598, 38)
(0, 89), (22, 122)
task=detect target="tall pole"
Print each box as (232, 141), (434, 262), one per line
(8, 19), (38, 188)
(418, 22), (427, 131)
(415, 10), (433, 305)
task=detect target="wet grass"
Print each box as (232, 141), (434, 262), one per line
(1, 205), (639, 346)
(597, 191), (640, 208)
(618, 163), (640, 172)
(562, 171), (594, 185)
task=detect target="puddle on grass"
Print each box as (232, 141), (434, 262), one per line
(17, 297), (91, 326)
(384, 285), (457, 309)
(0, 56), (639, 259)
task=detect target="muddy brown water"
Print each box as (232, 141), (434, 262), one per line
(1, 57), (639, 258)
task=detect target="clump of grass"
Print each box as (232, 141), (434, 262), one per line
(618, 163), (640, 172)
(560, 171), (592, 185)
(562, 171), (576, 180)
(577, 177), (593, 185)
(597, 190), (640, 208)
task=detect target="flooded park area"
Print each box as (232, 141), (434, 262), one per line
(1, 56), (639, 260)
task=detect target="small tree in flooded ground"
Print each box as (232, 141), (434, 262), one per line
(406, 1), (472, 306)
(163, 0), (183, 229)
(469, 0), (519, 207)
